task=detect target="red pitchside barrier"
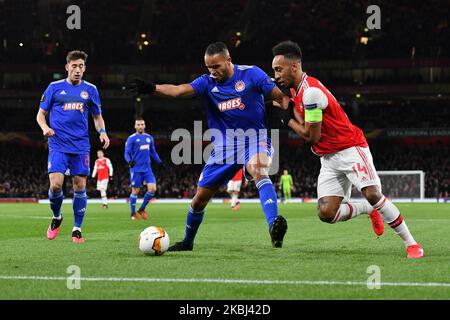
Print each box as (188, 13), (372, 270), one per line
(0, 198), (38, 203)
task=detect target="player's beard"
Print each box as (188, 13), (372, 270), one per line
(217, 74), (229, 83)
(217, 66), (233, 83)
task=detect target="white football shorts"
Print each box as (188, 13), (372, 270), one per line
(227, 180), (242, 192)
(317, 146), (381, 201)
(97, 179), (109, 191)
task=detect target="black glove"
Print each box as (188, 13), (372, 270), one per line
(279, 101), (295, 126)
(129, 160), (136, 168)
(128, 78), (156, 95)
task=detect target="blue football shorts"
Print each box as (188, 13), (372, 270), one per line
(198, 138), (273, 188)
(47, 151), (90, 176)
(130, 170), (156, 187)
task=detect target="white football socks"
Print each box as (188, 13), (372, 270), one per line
(231, 194), (238, 207)
(373, 196), (417, 247)
(101, 190), (107, 205)
(332, 200), (373, 223)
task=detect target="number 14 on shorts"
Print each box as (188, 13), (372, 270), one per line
(352, 163), (368, 177)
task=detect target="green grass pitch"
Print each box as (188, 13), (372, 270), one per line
(0, 202), (449, 300)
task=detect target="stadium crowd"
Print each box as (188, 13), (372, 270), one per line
(2, 99), (448, 134)
(0, 0), (448, 202)
(0, 140), (448, 200)
(0, 0), (448, 64)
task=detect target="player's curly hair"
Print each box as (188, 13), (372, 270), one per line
(66, 50), (88, 63)
(272, 41), (302, 61)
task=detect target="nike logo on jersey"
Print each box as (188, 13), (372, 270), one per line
(218, 97), (245, 112)
(211, 86), (219, 93)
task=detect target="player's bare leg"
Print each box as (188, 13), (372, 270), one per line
(71, 175), (87, 243)
(317, 194), (384, 235)
(362, 186), (423, 258)
(168, 186), (220, 251)
(246, 152), (287, 248)
(137, 183), (156, 220)
(47, 172), (65, 240)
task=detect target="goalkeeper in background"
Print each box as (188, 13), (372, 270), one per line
(280, 169), (293, 203)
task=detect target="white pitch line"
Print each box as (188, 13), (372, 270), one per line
(1, 275), (450, 288)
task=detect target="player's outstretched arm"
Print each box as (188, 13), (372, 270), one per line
(36, 108), (55, 137)
(128, 78), (196, 98)
(155, 83), (196, 98)
(92, 114), (110, 149)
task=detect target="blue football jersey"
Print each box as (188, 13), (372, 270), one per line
(124, 133), (162, 173)
(39, 79), (102, 154)
(190, 64), (275, 147)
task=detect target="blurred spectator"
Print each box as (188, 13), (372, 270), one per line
(0, 140), (448, 199)
(0, 0), (447, 65)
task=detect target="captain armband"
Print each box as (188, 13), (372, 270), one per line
(304, 108), (323, 123)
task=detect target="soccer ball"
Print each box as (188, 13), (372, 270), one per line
(138, 226), (170, 256)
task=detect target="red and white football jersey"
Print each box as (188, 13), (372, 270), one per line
(93, 158), (113, 181)
(231, 169), (243, 182)
(290, 74), (368, 156)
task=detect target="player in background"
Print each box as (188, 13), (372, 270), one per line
(129, 42), (292, 251)
(280, 169), (293, 203)
(92, 149), (113, 208)
(226, 168), (246, 211)
(124, 117), (164, 220)
(36, 50), (110, 243)
(273, 41), (423, 258)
